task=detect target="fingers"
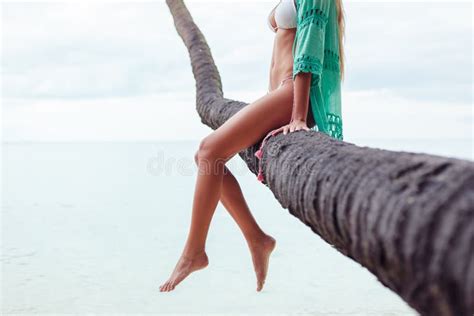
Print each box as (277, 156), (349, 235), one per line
(279, 123), (310, 136)
(284, 123), (310, 134)
(271, 126), (283, 136)
(298, 125), (310, 131)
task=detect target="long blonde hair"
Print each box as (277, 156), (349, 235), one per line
(335, 0), (346, 81)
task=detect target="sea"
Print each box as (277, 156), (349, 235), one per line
(2, 138), (472, 315)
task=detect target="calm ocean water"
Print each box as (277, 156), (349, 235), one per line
(2, 139), (472, 315)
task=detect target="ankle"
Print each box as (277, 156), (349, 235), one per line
(247, 232), (270, 248)
(182, 247), (206, 258)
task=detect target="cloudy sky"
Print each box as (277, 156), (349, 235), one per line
(2, 0), (473, 142)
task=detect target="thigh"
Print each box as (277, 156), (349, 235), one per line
(204, 83), (294, 160)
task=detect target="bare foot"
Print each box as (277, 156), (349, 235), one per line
(249, 234), (276, 291)
(159, 250), (209, 292)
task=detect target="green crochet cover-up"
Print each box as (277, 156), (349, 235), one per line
(255, 0), (344, 183)
(292, 0), (343, 140)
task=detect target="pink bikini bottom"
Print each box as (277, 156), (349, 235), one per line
(267, 75), (293, 94)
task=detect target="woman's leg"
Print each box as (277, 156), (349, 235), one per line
(220, 165), (267, 246)
(219, 165), (276, 290)
(159, 81), (294, 292)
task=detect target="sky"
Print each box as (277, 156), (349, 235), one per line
(1, 0), (473, 142)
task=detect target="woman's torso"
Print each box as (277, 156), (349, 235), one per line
(267, 0), (297, 92)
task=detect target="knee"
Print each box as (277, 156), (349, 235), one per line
(194, 150), (199, 166)
(194, 136), (224, 166)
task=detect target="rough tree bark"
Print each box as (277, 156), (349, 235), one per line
(165, 1), (474, 315)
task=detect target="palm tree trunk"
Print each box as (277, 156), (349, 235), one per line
(165, 1), (474, 315)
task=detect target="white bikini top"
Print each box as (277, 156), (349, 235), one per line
(267, 0), (297, 33)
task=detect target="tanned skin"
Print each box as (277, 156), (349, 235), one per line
(159, 7), (312, 293)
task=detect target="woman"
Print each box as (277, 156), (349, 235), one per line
(160, 0), (345, 292)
